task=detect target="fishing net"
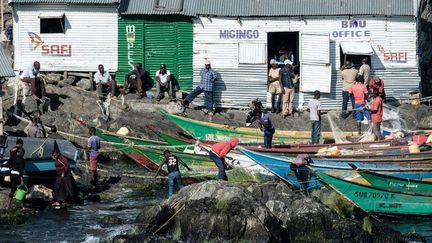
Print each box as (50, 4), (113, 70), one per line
(326, 111), (350, 143)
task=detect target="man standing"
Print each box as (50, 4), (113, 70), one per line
(87, 127), (101, 185)
(21, 61), (46, 101)
(155, 150), (192, 197)
(183, 60), (217, 116)
(124, 63), (146, 99)
(340, 61), (358, 118)
(369, 89), (384, 141)
(209, 138), (239, 181)
(280, 59), (295, 118)
(94, 64), (117, 100)
(358, 58), (370, 87)
(307, 90), (323, 144)
(155, 64), (174, 102)
(268, 59), (282, 113)
(2, 139), (25, 209)
(369, 76), (385, 100)
(349, 76), (370, 134)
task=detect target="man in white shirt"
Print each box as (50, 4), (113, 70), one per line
(307, 90), (324, 144)
(21, 61), (46, 101)
(155, 64), (173, 102)
(94, 64), (117, 100)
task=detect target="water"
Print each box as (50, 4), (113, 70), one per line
(377, 219), (432, 242)
(0, 189), (166, 242)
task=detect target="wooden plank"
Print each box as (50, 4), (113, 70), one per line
(0, 96), (3, 136)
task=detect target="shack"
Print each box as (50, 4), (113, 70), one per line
(190, 0), (420, 108)
(117, 0), (193, 89)
(11, 0), (119, 74)
(0, 44), (15, 135)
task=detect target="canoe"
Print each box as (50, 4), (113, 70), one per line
(316, 172), (432, 216)
(237, 147), (432, 189)
(161, 110), (357, 144)
(356, 170), (432, 192)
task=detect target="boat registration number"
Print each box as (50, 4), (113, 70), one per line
(354, 191), (395, 199)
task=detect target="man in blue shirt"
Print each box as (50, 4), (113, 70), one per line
(279, 60), (295, 118)
(183, 60), (217, 116)
(247, 107), (275, 148)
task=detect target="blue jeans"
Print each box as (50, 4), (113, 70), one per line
(264, 133), (273, 148)
(209, 151), (227, 180)
(354, 104), (371, 122)
(311, 121), (321, 144)
(185, 86), (214, 112)
(341, 91), (354, 118)
(168, 171), (183, 197)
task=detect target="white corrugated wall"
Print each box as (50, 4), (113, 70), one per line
(192, 16), (419, 109)
(13, 4), (118, 72)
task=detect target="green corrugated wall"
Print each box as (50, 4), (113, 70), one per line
(118, 16), (193, 91)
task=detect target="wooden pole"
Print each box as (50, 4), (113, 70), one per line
(0, 96), (3, 136)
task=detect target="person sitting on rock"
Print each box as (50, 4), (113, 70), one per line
(123, 63), (147, 99)
(155, 64), (174, 102)
(94, 64), (117, 100)
(21, 61), (46, 101)
(155, 150), (192, 197)
(208, 138), (239, 181)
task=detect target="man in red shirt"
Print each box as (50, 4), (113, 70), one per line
(369, 76), (385, 100)
(369, 89), (384, 140)
(349, 76), (370, 134)
(209, 138), (239, 181)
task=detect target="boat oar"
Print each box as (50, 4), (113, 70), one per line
(348, 163), (358, 170)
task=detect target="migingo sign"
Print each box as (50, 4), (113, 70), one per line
(219, 30), (259, 39)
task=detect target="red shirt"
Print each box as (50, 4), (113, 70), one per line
(370, 96), (383, 123)
(349, 83), (368, 105)
(210, 138), (239, 158)
(369, 78), (384, 94)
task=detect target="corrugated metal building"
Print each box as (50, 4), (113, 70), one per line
(117, 0), (193, 89)
(188, 0), (421, 109)
(0, 45), (15, 77)
(11, 0), (119, 73)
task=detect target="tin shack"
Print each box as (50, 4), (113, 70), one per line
(189, 0), (420, 108)
(11, 0), (119, 73)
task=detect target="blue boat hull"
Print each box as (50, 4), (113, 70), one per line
(237, 148), (432, 189)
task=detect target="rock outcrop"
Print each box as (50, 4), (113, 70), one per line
(119, 181), (421, 243)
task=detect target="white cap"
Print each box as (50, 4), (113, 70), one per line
(284, 60), (293, 65)
(204, 60), (211, 65)
(269, 59), (277, 65)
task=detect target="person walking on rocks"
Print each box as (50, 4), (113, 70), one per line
(307, 90), (323, 144)
(349, 76), (370, 135)
(209, 138), (239, 181)
(2, 139), (26, 209)
(124, 63), (146, 99)
(155, 150), (192, 197)
(52, 148), (78, 208)
(21, 61), (46, 101)
(94, 64), (117, 100)
(87, 127), (101, 185)
(280, 59), (295, 118)
(358, 58), (370, 87)
(340, 61), (358, 118)
(183, 60), (217, 116)
(268, 59), (282, 113)
(155, 64), (174, 102)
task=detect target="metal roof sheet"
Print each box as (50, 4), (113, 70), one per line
(11, 0), (118, 4)
(120, 0), (416, 16)
(0, 46), (15, 77)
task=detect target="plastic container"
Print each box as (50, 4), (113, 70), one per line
(4, 175), (10, 182)
(15, 185), (28, 201)
(412, 135), (428, 145)
(409, 144), (420, 154)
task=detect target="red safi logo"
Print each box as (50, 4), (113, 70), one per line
(28, 32), (72, 56)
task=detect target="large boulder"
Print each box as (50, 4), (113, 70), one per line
(75, 78), (93, 91)
(45, 73), (63, 84)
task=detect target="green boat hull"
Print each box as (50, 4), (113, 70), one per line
(317, 172), (432, 216)
(358, 171), (432, 193)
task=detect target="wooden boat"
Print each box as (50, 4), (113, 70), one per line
(0, 136), (78, 179)
(355, 169), (432, 192)
(316, 172), (432, 216)
(237, 147), (432, 189)
(161, 110), (357, 144)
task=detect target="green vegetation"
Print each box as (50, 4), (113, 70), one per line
(0, 209), (26, 225)
(226, 168), (263, 183)
(311, 189), (355, 218)
(362, 216), (373, 235)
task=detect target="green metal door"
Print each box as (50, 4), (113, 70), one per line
(118, 16), (193, 91)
